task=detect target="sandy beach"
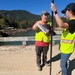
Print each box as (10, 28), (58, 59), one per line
(0, 44), (75, 75)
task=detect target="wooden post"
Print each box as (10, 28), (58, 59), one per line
(22, 41), (26, 46)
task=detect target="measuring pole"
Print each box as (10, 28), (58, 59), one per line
(50, 0), (54, 75)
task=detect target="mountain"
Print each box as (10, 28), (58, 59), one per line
(0, 10), (40, 24)
(0, 10), (67, 36)
(0, 10), (66, 29)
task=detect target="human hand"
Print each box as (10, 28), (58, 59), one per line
(50, 3), (57, 12)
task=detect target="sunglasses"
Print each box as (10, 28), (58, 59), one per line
(44, 13), (49, 16)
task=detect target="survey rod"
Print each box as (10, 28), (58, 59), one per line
(50, 0), (54, 75)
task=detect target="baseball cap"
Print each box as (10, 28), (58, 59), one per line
(61, 3), (75, 14)
(41, 10), (50, 15)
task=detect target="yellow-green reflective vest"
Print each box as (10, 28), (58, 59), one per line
(60, 29), (75, 54)
(35, 22), (51, 43)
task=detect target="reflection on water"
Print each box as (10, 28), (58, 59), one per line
(0, 29), (60, 45)
(12, 29), (36, 37)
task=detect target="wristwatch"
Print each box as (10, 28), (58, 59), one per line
(54, 11), (58, 15)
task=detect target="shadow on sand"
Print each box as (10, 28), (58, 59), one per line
(68, 58), (75, 75)
(47, 53), (61, 63)
(47, 53), (75, 75)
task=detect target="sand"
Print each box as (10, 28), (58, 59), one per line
(0, 44), (75, 75)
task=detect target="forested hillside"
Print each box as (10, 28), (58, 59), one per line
(0, 10), (67, 36)
(0, 10), (40, 29)
(0, 10), (67, 29)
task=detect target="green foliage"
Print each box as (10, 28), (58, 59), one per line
(0, 10), (66, 29)
(0, 10), (40, 29)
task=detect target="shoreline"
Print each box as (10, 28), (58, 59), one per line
(0, 28), (32, 37)
(0, 27), (62, 37)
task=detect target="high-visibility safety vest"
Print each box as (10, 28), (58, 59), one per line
(60, 29), (75, 54)
(35, 22), (51, 43)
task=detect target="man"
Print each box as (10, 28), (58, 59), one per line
(51, 3), (75, 75)
(32, 10), (51, 71)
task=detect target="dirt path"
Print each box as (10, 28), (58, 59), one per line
(0, 45), (75, 75)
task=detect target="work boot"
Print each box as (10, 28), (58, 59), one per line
(38, 66), (42, 71)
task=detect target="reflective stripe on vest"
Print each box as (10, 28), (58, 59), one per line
(60, 29), (75, 54)
(61, 39), (75, 44)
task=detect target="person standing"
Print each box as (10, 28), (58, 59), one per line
(51, 3), (75, 75)
(32, 10), (53, 71)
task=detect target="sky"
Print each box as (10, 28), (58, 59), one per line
(0, 0), (75, 17)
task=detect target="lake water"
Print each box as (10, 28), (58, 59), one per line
(0, 29), (60, 45)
